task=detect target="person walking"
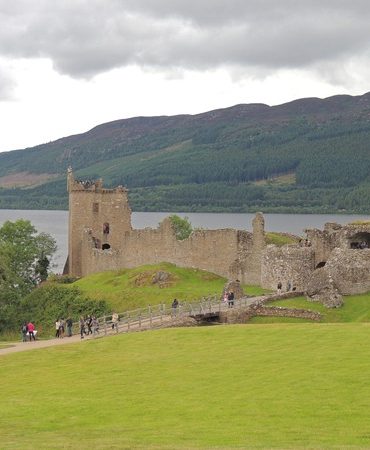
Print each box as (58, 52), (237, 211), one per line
(79, 316), (86, 339)
(27, 321), (36, 341)
(21, 322), (28, 342)
(171, 299), (179, 316)
(59, 318), (65, 338)
(92, 316), (99, 335)
(86, 316), (93, 335)
(286, 280), (291, 292)
(55, 319), (60, 338)
(277, 281), (282, 294)
(111, 312), (119, 331)
(227, 291), (234, 308)
(66, 317), (73, 337)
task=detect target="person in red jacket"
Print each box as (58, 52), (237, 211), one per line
(27, 322), (36, 341)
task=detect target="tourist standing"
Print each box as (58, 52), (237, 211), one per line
(66, 317), (73, 337)
(27, 321), (36, 341)
(59, 318), (65, 338)
(79, 316), (86, 339)
(55, 319), (60, 338)
(277, 281), (282, 294)
(21, 322), (28, 342)
(92, 316), (99, 335)
(111, 312), (119, 331)
(227, 291), (234, 308)
(171, 299), (179, 316)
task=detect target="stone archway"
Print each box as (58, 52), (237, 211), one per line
(349, 232), (370, 249)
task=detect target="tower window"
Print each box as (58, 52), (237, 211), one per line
(103, 222), (110, 234)
(102, 243), (111, 250)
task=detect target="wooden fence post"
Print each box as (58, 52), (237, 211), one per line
(104, 316), (107, 336)
(149, 305), (152, 329)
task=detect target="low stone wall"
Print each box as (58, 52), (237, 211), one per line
(248, 305), (321, 321)
(219, 292), (321, 323)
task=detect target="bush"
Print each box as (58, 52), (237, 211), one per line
(20, 285), (110, 336)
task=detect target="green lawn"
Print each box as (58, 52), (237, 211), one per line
(69, 263), (268, 311)
(248, 293), (370, 324)
(2, 324), (370, 449)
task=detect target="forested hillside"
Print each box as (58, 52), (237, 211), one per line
(1, 92), (370, 213)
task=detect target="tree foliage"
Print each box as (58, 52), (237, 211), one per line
(169, 215), (193, 240)
(0, 220), (57, 292)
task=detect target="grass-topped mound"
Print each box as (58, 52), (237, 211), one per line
(265, 231), (299, 246)
(249, 292), (370, 324)
(2, 324), (370, 448)
(69, 263), (267, 311)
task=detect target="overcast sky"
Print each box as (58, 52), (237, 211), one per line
(1, 0), (370, 152)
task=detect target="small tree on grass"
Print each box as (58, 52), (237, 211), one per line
(169, 215), (193, 240)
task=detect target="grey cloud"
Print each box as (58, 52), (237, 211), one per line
(0, 0), (370, 79)
(0, 66), (16, 100)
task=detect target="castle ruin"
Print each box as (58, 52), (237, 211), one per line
(66, 169), (370, 300)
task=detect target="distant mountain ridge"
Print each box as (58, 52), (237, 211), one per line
(1, 92), (370, 213)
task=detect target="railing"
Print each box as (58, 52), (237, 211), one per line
(72, 294), (265, 339)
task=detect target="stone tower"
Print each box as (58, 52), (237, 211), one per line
(67, 168), (132, 276)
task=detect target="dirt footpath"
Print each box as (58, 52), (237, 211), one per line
(0, 334), (95, 356)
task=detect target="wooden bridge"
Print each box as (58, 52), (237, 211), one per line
(74, 294), (266, 338)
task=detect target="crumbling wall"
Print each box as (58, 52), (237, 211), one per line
(326, 248), (370, 294)
(77, 218), (260, 282)
(261, 245), (314, 291)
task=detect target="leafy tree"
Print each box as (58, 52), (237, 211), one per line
(169, 215), (193, 240)
(0, 219), (57, 292)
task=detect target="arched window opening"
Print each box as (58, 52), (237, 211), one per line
(102, 243), (111, 250)
(315, 261), (326, 269)
(103, 222), (110, 234)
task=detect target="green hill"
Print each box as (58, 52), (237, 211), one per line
(66, 263), (267, 311)
(2, 324), (370, 448)
(2, 92), (370, 212)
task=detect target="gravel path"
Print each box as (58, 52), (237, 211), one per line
(0, 334), (95, 356)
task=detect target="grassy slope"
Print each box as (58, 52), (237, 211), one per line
(70, 263), (267, 311)
(249, 293), (370, 323)
(2, 324), (370, 449)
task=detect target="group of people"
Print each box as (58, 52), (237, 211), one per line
(223, 290), (235, 307)
(277, 280), (296, 294)
(79, 315), (100, 339)
(55, 318), (73, 338)
(21, 321), (36, 342)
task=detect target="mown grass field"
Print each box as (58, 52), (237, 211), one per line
(69, 262), (268, 311)
(2, 323), (370, 449)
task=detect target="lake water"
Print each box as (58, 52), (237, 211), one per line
(1, 209), (369, 273)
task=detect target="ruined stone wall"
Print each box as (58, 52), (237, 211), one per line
(78, 219), (263, 284)
(261, 245), (314, 291)
(326, 248), (370, 294)
(306, 224), (342, 267)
